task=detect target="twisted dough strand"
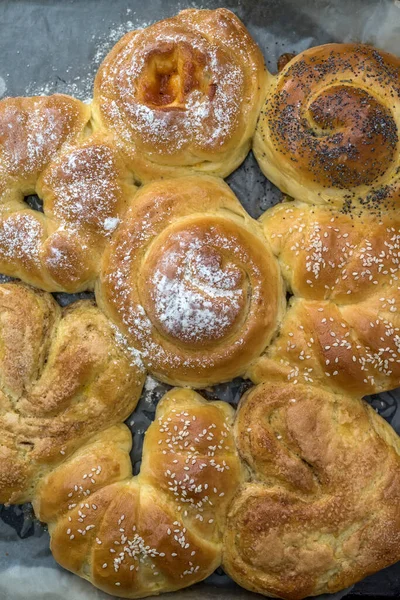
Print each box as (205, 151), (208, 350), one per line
(250, 201), (400, 396)
(223, 380), (400, 600)
(0, 283), (145, 505)
(0, 95), (137, 292)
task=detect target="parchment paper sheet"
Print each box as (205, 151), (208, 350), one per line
(0, 0), (399, 597)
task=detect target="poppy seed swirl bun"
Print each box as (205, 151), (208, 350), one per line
(254, 44), (400, 211)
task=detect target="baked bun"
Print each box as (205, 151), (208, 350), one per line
(33, 388), (244, 598)
(0, 282), (145, 504)
(254, 43), (400, 210)
(223, 380), (400, 599)
(0, 96), (136, 292)
(92, 9), (266, 181)
(248, 201), (400, 396)
(96, 176), (285, 387)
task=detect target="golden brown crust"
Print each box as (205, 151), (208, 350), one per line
(0, 282), (145, 504)
(93, 8), (267, 181)
(254, 43), (400, 211)
(250, 201), (400, 395)
(96, 175), (285, 387)
(223, 381), (400, 599)
(0, 95), (90, 198)
(34, 388), (245, 598)
(0, 96), (137, 292)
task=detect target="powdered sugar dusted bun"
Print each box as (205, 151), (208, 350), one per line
(254, 43), (400, 211)
(92, 9), (267, 182)
(0, 95), (137, 292)
(96, 176), (285, 387)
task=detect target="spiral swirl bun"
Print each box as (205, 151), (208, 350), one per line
(92, 9), (266, 182)
(96, 176), (284, 387)
(254, 44), (400, 211)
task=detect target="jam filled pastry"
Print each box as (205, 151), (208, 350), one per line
(254, 43), (400, 211)
(96, 176), (285, 387)
(92, 9), (267, 181)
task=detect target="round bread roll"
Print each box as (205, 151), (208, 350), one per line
(0, 95), (137, 292)
(92, 9), (267, 181)
(249, 200), (400, 396)
(254, 43), (400, 210)
(96, 176), (285, 387)
(223, 380), (400, 599)
(0, 282), (145, 505)
(33, 388), (245, 598)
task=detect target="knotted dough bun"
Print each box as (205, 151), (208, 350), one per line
(96, 175), (285, 387)
(223, 380), (400, 600)
(33, 388), (244, 598)
(0, 95), (137, 292)
(93, 9), (267, 181)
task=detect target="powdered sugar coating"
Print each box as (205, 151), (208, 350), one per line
(93, 8), (266, 180)
(150, 235), (245, 344)
(97, 176), (284, 387)
(0, 95), (89, 197)
(0, 95), (136, 292)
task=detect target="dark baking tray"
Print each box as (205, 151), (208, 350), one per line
(0, 0), (399, 598)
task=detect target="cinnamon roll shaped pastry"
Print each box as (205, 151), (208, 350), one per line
(96, 176), (285, 387)
(254, 44), (400, 211)
(92, 9), (267, 182)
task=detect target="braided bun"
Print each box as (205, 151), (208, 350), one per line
(96, 175), (285, 387)
(93, 9), (266, 181)
(249, 200), (400, 396)
(254, 44), (400, 211)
